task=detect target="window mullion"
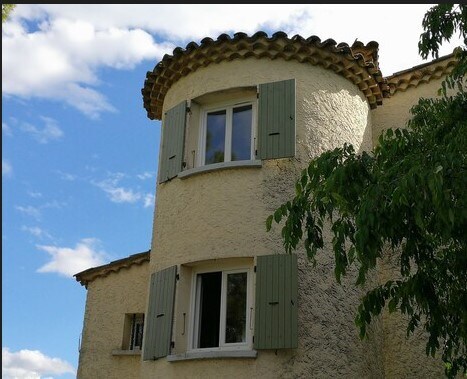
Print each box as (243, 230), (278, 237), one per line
(219, 271), (228, 347)
(225, 108), (232, 162)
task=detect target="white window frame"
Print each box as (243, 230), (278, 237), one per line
(198, 97), (257, 167)
(188, 266), (254, 352)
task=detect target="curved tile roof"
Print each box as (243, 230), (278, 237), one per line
(74, 250), (150, 288)
(385, 51), (458, 95)
(142, 31), (390, 120)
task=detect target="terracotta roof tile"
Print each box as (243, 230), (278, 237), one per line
(74, 250), (150, 288)
(142, 31), (389, 120)
(385, 51), (458, 95)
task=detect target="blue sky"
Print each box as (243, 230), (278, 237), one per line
(2, 4), (463, 378)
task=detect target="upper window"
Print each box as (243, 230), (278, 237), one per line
(190, 268), (253, 351)
(200, 101), (256, 166)
(158, 78), (295, 183)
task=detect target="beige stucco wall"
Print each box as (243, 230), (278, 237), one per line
(77, 262), (149, 379)
(373, 78), (448, 378)
(371, 76), (446, 145)
(145, 57), (382, 378)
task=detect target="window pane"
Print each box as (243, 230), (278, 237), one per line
(225, 272), (247, 343)
(205, 110), (226, 164)
(231, 105), (252, 161)
(197, 272), (222, 348)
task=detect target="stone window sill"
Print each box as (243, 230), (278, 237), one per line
(167, 349), (257, 362)
(112, 349), (141, 356)
(178, 160), (262, 179)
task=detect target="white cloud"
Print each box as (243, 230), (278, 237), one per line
(2, 159), (12, 176)
(21, 226), (53, 240)
(137, 171), (153, 180)
(93, 174), (141, 204)
(55, 170), (77, 181)
(143, 193), (155, 208)
(15, 205), (41, 219)
(2, 122), (13, 136)
(28, 191), (43, 198)
(3, 4), (463, 119)
(2, 347), (75, 379)
(36, 238), (107, 277)
(19, 116), (63, 144)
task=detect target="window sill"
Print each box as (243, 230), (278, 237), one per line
(167, 349), (257, 362)
(112, 349), (142, 356)
(178, 160), (262, 179)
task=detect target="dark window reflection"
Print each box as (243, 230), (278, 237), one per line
(231, 105), (252, 161)
(225, 272), (247, 343)
(205, 110), (226, 164)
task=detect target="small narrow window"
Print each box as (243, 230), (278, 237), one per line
(122, 313), (144, 351)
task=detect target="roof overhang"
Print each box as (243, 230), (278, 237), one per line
(142, 31), (390, 121)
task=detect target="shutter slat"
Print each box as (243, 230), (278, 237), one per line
(143, 265), (177, 360)
(159, 101), (186, 183)
(258, 79), (295, 159)
(254, 254), (298, 349)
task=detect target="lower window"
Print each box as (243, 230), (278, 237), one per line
(191, 269), (252, 350)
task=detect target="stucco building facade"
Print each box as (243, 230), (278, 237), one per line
(74, 31), (457, 378)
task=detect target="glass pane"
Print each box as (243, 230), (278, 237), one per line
(231, 105), (252, 161)
(205, 110), (226, 164)
(197, 272), (222, 348)
(225, 272), (247, 344)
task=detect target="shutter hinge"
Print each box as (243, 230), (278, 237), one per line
(252, 336), (255, 343)
(256, 92), (259, 99)
(254, 266), (256, 273)
(171, 341), (175, 348)
(176, 274), (180, 281)
(186, 106), (191, 113)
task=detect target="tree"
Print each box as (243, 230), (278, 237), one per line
(267, 4), (466, 378)
(2, 4), (15, 23)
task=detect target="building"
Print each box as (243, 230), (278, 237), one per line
(74, 31), (458, 378)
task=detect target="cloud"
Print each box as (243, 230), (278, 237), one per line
(21, 226), (53, 240)
(143, 193), (155, 208)
(2, 159), (12, 176)
(15, 205), (41, 220)
(19, 116), (63, 143)
(2, 7), (166, 118)
(3, 4), (462, 119)
(28, 191), (43, 198)
(93, 175), (141, 204)
(2, 347), (75, 379)
(55, 170), (77, 181)
(2, 122), (13, 136)
(36, 238), (107, 277)
(137, 171), (154, 180)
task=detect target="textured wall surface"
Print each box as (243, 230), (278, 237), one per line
(77, 57), (450, 378)
(143, 57), (381, 378)
(77, 263), (149, 379)
(371, 77), (445, 145)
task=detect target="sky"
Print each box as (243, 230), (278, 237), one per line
(2, 4), (463, 379)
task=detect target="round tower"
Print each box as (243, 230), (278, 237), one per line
(140, 31), (387, 378)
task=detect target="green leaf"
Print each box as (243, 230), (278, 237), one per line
(266, 215), (273, 231)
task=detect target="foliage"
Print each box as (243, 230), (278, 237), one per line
(267, 4), (467, 378)
(2, 4), (15, 23)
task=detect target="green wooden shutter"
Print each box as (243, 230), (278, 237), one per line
(143, 265), (177, 360)
(257, 79), (295, 159)
(254, 254), (298, 349)
(159, 101), (187, 183)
